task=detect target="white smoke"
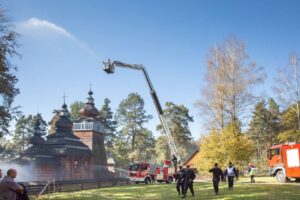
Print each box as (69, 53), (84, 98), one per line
(0, 161), (35, 182)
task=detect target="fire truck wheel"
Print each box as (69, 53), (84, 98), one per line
(145, 177), (151, 185)
(295, 178), (300, 182)
(275, 171), (286, 183)
(166, 177), (173, 184)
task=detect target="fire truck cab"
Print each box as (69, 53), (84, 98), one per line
(268, 143), (300, 183)
(129, 162), (153, 184)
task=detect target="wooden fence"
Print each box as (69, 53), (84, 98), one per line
(19, 177), (131, 196)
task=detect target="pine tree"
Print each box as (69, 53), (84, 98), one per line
(267, 98), (280, 146)
(11, 113), (47, 156)
(278, 102), (300, 143)
(115, 93), (153, 163)
(0, 137), (15, 160)
(129, 128), (156, 162)
(98, 98), (117, 147)
(156, 102), (194, 159)
(12, 115), (32, 153)
(247, 100), (269, 166)
(32, 113), (47, 136)
(155, 135), (171, 164)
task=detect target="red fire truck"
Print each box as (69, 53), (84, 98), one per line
(129, 160), (176, 184)
(268, 143), (300, 183)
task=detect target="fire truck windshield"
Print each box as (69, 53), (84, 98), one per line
(129, 164), (140, 171)
(270, 148), (280, 156)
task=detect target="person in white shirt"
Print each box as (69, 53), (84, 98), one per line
(224, 162), (238, 190)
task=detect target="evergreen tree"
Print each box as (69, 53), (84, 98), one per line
(155, 135), (170, 164)
(156, 102), (194, 159)
(32, 113), (47, 136)
(98, 98), (117, 147)
(248, 100), (269, 165)
(278, 102), (300, 143)
(0, 7), (20, 137)
(0, 137), (15, 160)
(11, 113), (47, 156)
(247, 99), (281, 167)
(115, 93), (153, 163)
(267, 98), (280, 146)
(12, 115), (32, 153)
(70, 101), (84, 121)
(128, 128), (156, 162)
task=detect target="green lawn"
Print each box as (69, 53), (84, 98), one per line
(34, 177), (300, 200)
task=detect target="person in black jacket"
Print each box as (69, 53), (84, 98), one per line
(182, 165), (196, 198)
(209, 163), (224, 195)
(175, 166), (186, 196)
(16, 183), (29, 200)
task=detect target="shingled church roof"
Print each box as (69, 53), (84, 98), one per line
(20, 102), (92, 160)
(46, 102), (92, 156)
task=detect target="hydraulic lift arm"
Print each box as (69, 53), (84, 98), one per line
(103, 59), (181, 163)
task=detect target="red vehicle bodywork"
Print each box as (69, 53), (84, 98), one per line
(129, 160), (176, 184)
(268, 143), (300, 182)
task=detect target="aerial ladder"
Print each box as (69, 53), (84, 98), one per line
(102, 59), (181, 165)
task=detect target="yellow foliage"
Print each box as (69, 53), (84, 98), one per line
(196, 124), (255, 171)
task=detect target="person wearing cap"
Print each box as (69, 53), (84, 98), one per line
(209, 163), (224, 195)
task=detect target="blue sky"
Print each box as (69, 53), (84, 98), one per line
(2, 0), (300, 139)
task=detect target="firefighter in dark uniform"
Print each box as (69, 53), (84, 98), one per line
(209, 163), (224, 195)
(175, 166), (186, 196)
(182, 165), (195, 198)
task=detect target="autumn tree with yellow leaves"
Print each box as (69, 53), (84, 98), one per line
(197, 123), (254, 171)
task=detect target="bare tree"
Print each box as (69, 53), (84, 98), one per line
(197, 36), (265, 130)
(274, 53), (300, 129)
(197, 44), (228, 129)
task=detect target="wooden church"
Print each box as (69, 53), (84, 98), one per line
(16, 90), (109, 181)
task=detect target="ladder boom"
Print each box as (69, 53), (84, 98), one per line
(103, 59), (181, 163)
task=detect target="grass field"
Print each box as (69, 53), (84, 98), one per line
(34, 177), (300, 200)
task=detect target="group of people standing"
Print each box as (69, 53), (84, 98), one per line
(175, 165), (196, 198)
(209, 162), (239, 195)
(175, 162), (240, 198)
(0, 168), (29, 200)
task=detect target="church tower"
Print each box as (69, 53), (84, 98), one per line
(73, 90), (108, 169)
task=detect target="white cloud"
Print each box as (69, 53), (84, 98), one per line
(17, 18), (98, 58)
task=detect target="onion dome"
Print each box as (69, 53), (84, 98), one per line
(29, 116), (45, 145)
(80, 89), (99, 118)
(55, 102), (73, 132)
